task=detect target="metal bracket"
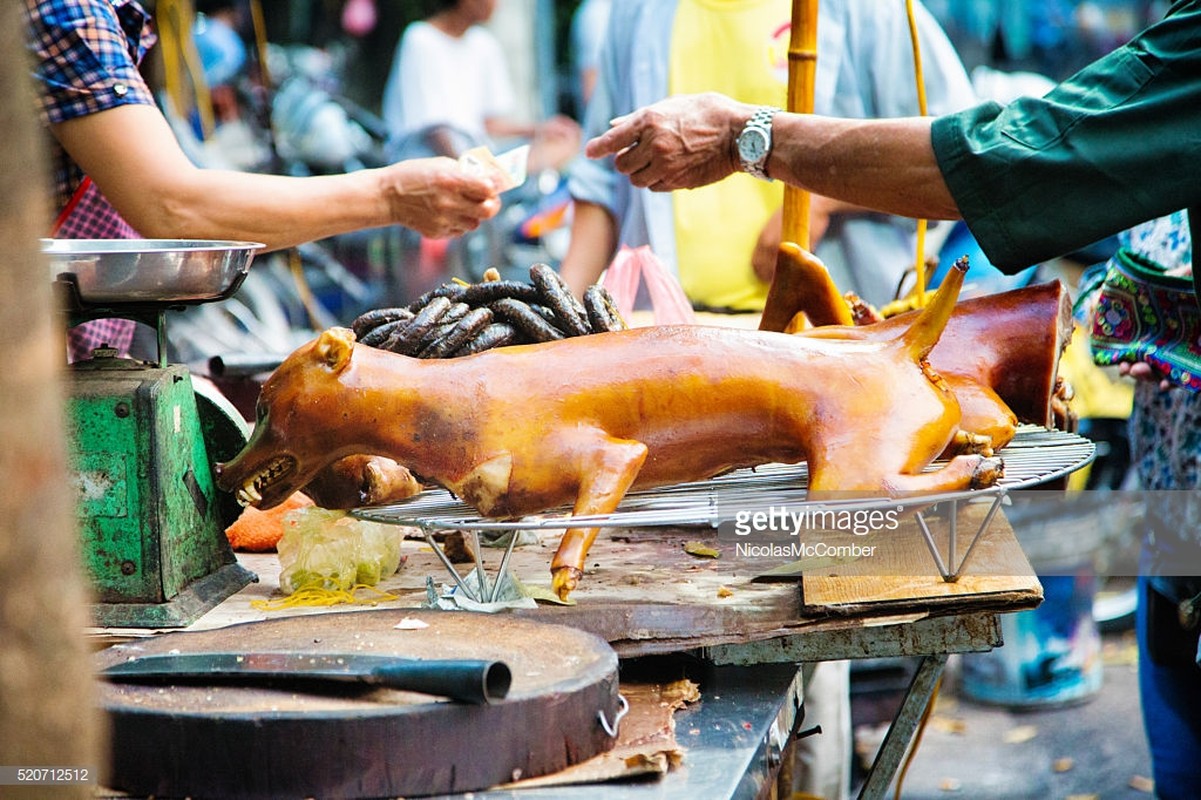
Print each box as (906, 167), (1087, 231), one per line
(598, 694), (630, 738)
(913, 489), (1008, 582)
(423, 526), (521, 604)
(857, 654), (948, 800)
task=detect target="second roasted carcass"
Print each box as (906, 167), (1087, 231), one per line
(775, 244), (1076, 454)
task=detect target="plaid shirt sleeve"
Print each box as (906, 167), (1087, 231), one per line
(23, 0), (158, 211)
(24, 0), (157, 125)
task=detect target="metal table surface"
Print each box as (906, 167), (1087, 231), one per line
(426, 660), (807, 800)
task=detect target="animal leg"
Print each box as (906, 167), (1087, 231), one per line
(302, 455), (422, 509)
(1052, 378), (1078, 432)
(550, 437), (648, 600)
(884, 455), (1004, 495)
(761, 243), (854, 332)
(941, 376), (1017, 458)
(946, 431), (996, 458)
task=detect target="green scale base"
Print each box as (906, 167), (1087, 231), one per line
(67, 352), (254, 627)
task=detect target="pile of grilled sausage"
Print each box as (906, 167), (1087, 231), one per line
(350, 264), (626, 358)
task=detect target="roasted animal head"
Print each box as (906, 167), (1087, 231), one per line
(215, 328), (361, 510)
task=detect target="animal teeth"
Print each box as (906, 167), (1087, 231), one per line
(237, 481), (262, 507)
(233, 458), (293, 506)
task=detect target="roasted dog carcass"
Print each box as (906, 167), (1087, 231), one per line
(216, 261), (999, 599)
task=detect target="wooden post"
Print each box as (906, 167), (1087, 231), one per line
(781, 0), (819, 250)
(0, 3), (104, 795)
(758, 0), (823, 332)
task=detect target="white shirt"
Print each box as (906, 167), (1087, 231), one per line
(381, 21), (516, 143)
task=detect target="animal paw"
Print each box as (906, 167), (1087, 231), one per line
(1052, 378), (1078, 432)
(970, 456), (1005, 489)
(551, 566), (583, 601)
(950, 431), (995, 457)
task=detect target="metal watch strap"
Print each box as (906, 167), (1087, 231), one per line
(741, 106), (778, 180)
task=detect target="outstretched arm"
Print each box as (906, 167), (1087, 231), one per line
(53, 104), (503, 250)
(558, 201), (618, 298)
(585, 92), (960, 222)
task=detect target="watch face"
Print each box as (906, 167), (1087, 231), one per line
(738, 129), (769, 163)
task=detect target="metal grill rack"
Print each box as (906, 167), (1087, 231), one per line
(354, 426), (1095, 597)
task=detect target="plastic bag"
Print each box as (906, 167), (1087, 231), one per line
(277, 507), (404, 594)
(602, 245), (696, 325)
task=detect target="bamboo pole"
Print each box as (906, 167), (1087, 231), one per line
(781, 0), (819, 249)
(758, 0), (823, 332)
(905, 0), (931, 307)
(763, 0), (935, 329)
(157, 0), (215, 139)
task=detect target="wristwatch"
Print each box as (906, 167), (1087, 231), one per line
(736, 106), (779, 181)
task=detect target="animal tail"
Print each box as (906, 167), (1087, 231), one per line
(897, 256), (969, 362)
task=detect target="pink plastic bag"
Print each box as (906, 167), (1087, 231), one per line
(601, 246), (696, 326)
(341, 0), (377, 37)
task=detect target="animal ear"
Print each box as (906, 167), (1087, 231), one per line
(314, 327), (356, 372)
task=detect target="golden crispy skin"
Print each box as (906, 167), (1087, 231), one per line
(216, 262), (996, 599)
(770, 242), (855, 330)
(761, 243), (1073, 434)
(794, 281), (1074, 429)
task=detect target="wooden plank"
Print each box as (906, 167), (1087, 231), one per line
(802, 503), (1042, 614)
(702, 612), (1003, 666)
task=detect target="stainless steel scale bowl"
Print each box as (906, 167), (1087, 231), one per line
(44, 237), (259, 304)
(46, 238), (262, 367)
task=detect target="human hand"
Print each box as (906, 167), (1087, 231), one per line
(584, 93), (751, 191)
(752, 209), (783, 283)
(539, 114), (583, 145)
(382, 157), (502, 239)
(1117, 360), (1172, 391)
(752, 197), (837, 283)
(531, 115), (584, 172)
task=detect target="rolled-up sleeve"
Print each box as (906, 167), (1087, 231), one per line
(931, 0), (1201, 271)
(24, 0), (156, 125)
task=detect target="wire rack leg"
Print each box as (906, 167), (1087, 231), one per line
(422, 528), (526, 604)
(423, 530), (480, 602)
(489, 529), (521, 602)
(914, 491), (1007, 582)
(947, 491), (1006, 581)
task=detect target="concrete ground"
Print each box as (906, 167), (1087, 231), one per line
(850, 628), (1153, 800)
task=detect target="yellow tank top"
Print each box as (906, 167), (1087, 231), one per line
(669, 0), (789, 310)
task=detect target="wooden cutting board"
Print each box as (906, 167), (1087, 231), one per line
(97, 610), (619, 799)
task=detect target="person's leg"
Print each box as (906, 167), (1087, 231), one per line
(1136, 577), (1201, 800)
(795, 660), (852, 800)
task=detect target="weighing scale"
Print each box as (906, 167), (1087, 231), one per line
(47, 239), (263, 627)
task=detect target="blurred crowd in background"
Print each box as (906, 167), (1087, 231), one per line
(185, 0), (1168, 175)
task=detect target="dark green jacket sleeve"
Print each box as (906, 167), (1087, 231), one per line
(931, 0), (1201, 274)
